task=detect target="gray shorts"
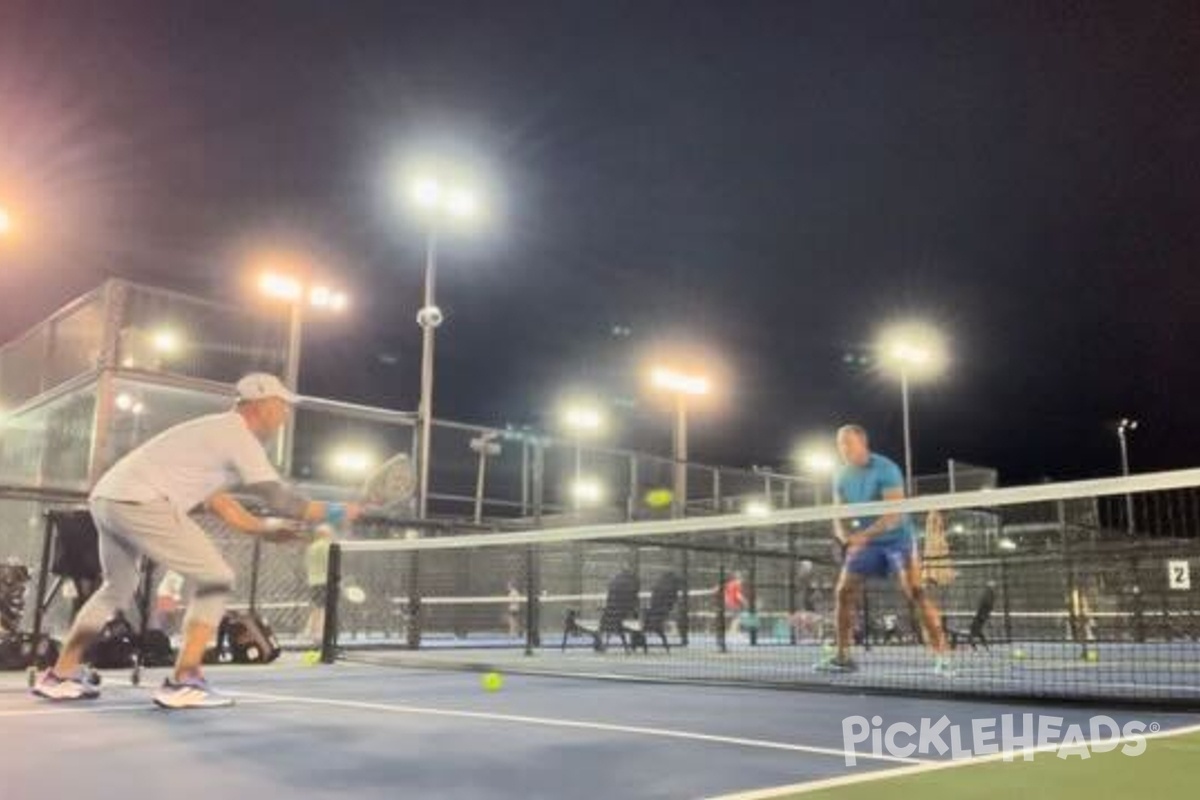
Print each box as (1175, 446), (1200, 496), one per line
(81, 498), (235, 628)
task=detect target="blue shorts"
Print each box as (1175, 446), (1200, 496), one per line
(845, 537), (915, 578)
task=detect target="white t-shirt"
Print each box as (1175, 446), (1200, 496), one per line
(91, 411), (281, 512)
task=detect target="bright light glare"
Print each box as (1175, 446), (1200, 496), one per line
(650, 367), (710, 396)
(997, 537), (1018, 552)
(562, 404), (604, 434)
(308, 285), (349, 312)
(150, 328), (182, 356)
(800, 449), (837, 475)
(743, 499), (772, 518)
(115, 393), (134, 412)
(410, 178), (442, 209)
(446, 188), (478, 219)
(570, 478), (604, 505)
(259, 272), (303, 302)
(310, 286), (332, 307)
(0, 207), (10, 236)
(877, 322), (947, 379)
(331, 448), (375, 476)
(406, 171), (483, 225)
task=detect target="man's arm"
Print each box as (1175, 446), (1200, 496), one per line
(208, 492), (284, 535)
(240, 481), (344, 523)
(229, 428), (358, 525)
(846, 486), (905, 546)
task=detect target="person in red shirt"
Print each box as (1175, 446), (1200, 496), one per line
(723, 571), (746, 636)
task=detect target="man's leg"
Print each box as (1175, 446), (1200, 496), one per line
(835, 570), (864, 661)
(53, 517), (141, 676)
(97, 502), (234, 688)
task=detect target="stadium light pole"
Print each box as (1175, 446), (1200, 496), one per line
(1117, 418), (1138, 534)
(257, 271), (349, 473)
(878, 323), (947, 496)
(649, 367), (710, 518)
(406, 172), (481, 519)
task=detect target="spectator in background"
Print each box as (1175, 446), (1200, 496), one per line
(723, 571), (746, 636)
(506, 581), (522, 638)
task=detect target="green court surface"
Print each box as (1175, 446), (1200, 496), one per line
(762, 730), (1200, 799)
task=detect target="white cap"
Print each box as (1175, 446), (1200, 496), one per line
(235, 373), (299, 404)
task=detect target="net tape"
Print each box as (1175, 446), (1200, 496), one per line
(340, 468), (1200, 554)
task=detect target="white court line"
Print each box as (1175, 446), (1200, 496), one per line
(0, 697), (285, 718)
(702, 721), (1200, 799)
(231, 689), (924, 765)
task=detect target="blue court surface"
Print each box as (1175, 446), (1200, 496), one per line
(3, 658), (1198, 799)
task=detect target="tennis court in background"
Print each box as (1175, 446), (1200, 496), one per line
(322, 469), (1200, 709)
(3, 658), (1199, 800)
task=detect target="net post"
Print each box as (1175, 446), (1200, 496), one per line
(787, 529), (798, 646)
(626, 454), (638, 521)
(524, 544), (537, 656)
(1130, 554), (1145, 643)
(406, 549), (422, 650)
(248, 538), (262, 614)
(999, 553), (1014, 644)
(1057, 495), (1088, 660)
(747, 533), (758, 647)
(717, 562), (727, 654)
(861, 585), (871, 652)
(520, 439), (530, 517)
(320, 542), (342, 664)
(679, 548), (690, 648)
(525, 442), (544, 653)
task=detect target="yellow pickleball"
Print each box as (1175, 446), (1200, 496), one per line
(301, 650), (321, 666)
(645, 488), (674, 509)
(481, 672), (504, 692)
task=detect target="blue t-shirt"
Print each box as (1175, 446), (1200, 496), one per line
(835, 453), (912, 544)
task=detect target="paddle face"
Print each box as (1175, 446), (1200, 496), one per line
(361, 453), (416, 510)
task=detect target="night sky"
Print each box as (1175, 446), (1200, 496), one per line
(2, 1), (1198, 482)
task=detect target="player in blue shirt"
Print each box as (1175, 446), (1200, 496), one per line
(817, 424), (948, 673)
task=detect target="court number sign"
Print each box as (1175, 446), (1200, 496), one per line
(1167, 560), (1192, 591)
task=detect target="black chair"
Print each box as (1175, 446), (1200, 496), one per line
(947, 584), (995, 651)
(561, 570), (640, 653)
(622, 571), (683, 653)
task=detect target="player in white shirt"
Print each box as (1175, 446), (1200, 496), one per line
(33, 373), (358, 708)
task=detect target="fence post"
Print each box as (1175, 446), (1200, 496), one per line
(320, 543), (342, 664)
(525, 441), (545, 654)
(717, 562), (727, 654)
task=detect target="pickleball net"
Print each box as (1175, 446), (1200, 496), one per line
(320, 469), (1200, 708)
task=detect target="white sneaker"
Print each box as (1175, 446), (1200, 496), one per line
(31, 668), (101, 701)
(153, 676), (235, 709)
